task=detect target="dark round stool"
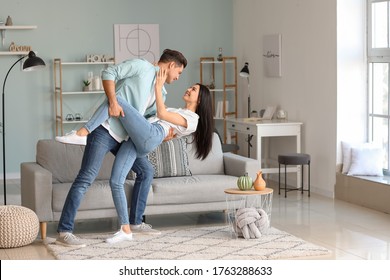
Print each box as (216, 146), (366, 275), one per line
(278, 153), (311, 198)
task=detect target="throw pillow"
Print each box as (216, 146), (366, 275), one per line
(347, 146), (384, 176)
(341, 141), (375, 174)
(147, 137), (192, 178)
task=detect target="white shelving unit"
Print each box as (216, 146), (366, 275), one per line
(54, 58), (114, 136)
(200, 56), (238, 145)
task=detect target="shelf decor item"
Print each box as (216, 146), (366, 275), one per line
(83, 80), (91, 91)
(237, 172), (253, 191)
(9, 42), (32, 52)
(75, 113), (83, 121)
(253, 170), (266, 191)
(92, 74), (101, 90)
(217, 47), (223, 61)
(2, 51), (45, 205)
(5, 16), (12, 26)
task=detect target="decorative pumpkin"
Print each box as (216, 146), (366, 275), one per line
(237, 172), (253, 191)
(253, 170), (266, 191)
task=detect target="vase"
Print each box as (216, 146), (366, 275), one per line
(253, 171), (266, 191)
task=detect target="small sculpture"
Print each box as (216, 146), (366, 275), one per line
(5, 16), (13, 26)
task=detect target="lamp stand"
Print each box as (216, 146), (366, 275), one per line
(248, 92), (251, 118)
(246, 80), (253, 158)
(2, 55), (26, 205)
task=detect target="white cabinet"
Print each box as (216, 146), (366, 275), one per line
(53, 58), (114, 136)
(200, 56), (237, 145)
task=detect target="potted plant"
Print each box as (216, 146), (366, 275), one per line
(83, 80), (91, 91)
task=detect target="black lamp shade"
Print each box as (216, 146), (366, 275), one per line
(23, 51), (46, 71)
(240, 62), (250, 78)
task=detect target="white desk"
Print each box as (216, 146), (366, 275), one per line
(226, 119), (303, 178)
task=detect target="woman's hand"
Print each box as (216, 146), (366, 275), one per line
(155, 68), (167, 90)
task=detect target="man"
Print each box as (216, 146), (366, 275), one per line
(55, 49), (187, 247)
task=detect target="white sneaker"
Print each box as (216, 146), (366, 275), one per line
(130, 223), (161, 235)
(56, 130), (87, 145)
(105, 229), (133, 244)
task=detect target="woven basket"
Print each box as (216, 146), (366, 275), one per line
(0, 205), (39, 248)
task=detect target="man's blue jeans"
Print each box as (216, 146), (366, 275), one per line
(57, 125), (153, 232)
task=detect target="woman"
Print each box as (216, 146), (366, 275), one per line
(58, 69), (214, 243)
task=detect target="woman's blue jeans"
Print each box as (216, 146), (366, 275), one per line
(85, 95), (165, 156)
(57, 125), (154, 232)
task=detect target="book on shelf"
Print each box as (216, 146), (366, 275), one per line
(215, 100), (229, 119)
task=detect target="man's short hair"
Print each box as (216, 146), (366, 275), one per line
(159, 49), (187, 68)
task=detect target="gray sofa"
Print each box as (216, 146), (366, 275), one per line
(21, 133), (259, 239)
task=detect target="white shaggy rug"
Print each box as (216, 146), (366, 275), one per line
(46, 226), (331, 260)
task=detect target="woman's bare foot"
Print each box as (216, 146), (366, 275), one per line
(105, 225), (133, 244)
(121, 224), (132, 234)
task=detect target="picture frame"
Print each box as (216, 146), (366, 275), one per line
(261, 106), (277, 120)
(243, 105), (276, 122)
(263, 34), (282, 77)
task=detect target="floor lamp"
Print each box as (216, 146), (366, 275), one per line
(240, 62), (253, 157)
(2, 51), (45, 205)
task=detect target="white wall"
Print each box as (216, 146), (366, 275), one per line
(233, 0), (337, 197)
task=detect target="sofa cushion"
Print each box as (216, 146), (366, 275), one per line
(149, 174), (238, 205)
(52, 180), (134, 212)
(187, 133), (224, 175)
(36, 140), (115, 183)
(147, 137), (191, 178)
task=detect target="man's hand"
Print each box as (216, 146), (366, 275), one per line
(103, 79), (124, 118)
(163, 128), (176, 142)
(108, 102), (125, 118)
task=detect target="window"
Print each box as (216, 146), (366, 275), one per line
(368, 0), (390, 171)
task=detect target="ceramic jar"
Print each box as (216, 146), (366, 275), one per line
(253, 170), (266, 191)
